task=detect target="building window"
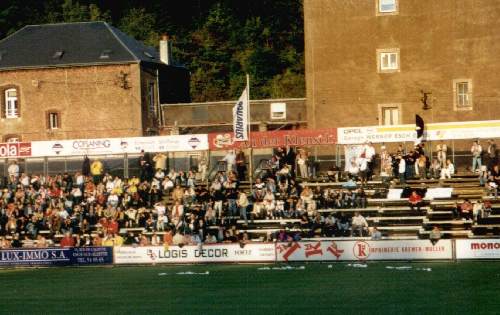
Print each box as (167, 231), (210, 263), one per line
(377, 0), (398, 14)
(4, 135), (20, 143)
(148, 82), (156, 115)
(377, 48), (400, 73)
(46, 111), (61, 129)
(379, 104), (401, 125)
(453, 79), (473, 110)
(5, 88), (19, 118)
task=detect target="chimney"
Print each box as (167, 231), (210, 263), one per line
(159, 34), (172, 65)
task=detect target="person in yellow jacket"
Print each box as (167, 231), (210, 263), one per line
(90, 159), (104, 184)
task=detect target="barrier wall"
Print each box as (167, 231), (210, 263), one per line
(1, 239), (499, 267)
(114, 243), (276, 264)
(276, 240), (453, 262)
(0, 247), (113, 266)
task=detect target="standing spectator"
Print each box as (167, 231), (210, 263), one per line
(487, 139), (498, 170)
(7, 160), (19, 179)
(398, 156), (406, 185)
(198, 154), (208, 183)
(90, 159), (103, 184)
(436, 143), (447, 168)
(153, 152), (167, 171)
(471, 141), (482, 173)
(284, 147), (297, 177)
(297, 149), (308, 179)
(235, 149), (247, 181)
(222, 150), (236, 173)
(82, 155), (91, 177)
(139, 150), (153, 182)
(417, 154), (427, 179)
(237, 190), (249, 225)
(364, 142), (376, 179)
(429, 159), (441, 179)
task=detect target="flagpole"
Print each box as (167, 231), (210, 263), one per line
(246, 73), (253, 188)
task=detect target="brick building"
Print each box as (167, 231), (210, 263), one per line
(0, 21), (189, 142)
(304, 0), (500, 130)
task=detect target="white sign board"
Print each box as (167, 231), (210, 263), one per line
(114, 243), (275, 264)
(29, 134), (208, 157)
(276, 240), (453, 262)
(455, 239), (500, 259)
(338, 125), (416, 144)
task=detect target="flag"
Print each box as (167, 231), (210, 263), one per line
(415, 114), (425, 144)
(233, 87), (248, 141)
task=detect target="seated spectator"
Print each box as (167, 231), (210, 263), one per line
(60, 232), (75, 247)
(351, 211), (368, 237)
(408, 191), (424, 213)
(429, 226), (442, 245)
(429, 159), (441, 179)
(440, 159), (455, 179)
(370, 227), (382, 240)
(472, 200), (484, 223)
(460, 199), (473, 220)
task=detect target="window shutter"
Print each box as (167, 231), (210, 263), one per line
(57, 112), (61, 129)
(46, 111), (50, 129)
(0, 89), (5, 118)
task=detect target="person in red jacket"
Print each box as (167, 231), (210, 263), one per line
(408, 190), (423, 213)
(60, 232), (75, 247)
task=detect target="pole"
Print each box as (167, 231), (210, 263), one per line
(246, 74), (254, 188)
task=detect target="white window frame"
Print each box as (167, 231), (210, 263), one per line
(48, 112), (59, 129)
(453, 79), (473, 111)
(148, 82), (156, 115)
(5, 137), (19, 143)
(378, 104), (402, 126)
(377, 0), (399, 15)
(377, 48), (400, 73)
(5, 88), (18, 118)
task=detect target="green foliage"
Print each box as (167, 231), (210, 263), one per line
(0, 0), (305, 101)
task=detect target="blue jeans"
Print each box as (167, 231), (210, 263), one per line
(228, 199), (237, 216)
(472, 156), (482, 172)
(240, 206), (248, 225)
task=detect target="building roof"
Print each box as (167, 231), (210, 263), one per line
(0, 21), (162, 70)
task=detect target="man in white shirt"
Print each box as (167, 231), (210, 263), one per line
(7, 161), (19, 179)
(222, 150), (236, 173)
(398, 156), (406, 185)
(351, 211), (368, 237)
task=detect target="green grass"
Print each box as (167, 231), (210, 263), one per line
(0, 262), (499, 314)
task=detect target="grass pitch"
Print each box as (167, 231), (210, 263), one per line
(0, 262), (499, 314)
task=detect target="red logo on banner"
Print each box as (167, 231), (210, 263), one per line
(327, 242), (344, 260)
(277, 242), (301, 261)
(353, 241), (370, 260)
(208, 128), (337, 150)
(0, 142), (32, 158)
(304, 242), (323, 258)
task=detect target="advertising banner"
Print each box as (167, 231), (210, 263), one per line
(338, 125), (416, 145)
(275, 240), (453, 262)
(0, 247), (113, 266)
(114, 243), (276, 264)
(232, 87), (249, 141)
(209, 128), (337, 150)
(455, 239), (500, 259)
(28, 134), (208, 157)
(0, 142), (32, 158)
(426, 120), (500, 141)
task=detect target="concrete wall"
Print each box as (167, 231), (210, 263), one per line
(0, 63), (144, 141)
(305, 0), (500, 129)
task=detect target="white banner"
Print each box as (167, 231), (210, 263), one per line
(276, 240), (453, 262)
(114, 243), (275, 264)
(338, 120), (500, 144)
(232, 88), (249, 141)
(455, 239), (500, 259)
(426, 120), (500, 141)
(338, 125), (416, 144)
(29, 134), (208, 157)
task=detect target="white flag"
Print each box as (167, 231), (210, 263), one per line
(233, 87), (248, 141)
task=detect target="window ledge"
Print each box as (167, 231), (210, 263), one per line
(454, 106), (473, 111)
